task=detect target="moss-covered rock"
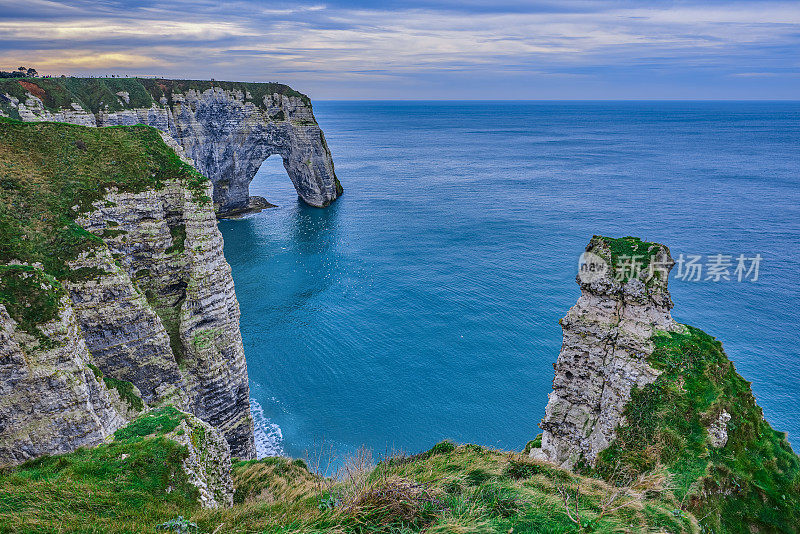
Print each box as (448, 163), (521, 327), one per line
(161, 409), (235, 509)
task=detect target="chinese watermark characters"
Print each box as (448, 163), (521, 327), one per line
(578, 252), (762, 284)
(674, 253), (762, 282)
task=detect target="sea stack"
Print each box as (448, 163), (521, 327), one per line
(532, 235), (678, 468)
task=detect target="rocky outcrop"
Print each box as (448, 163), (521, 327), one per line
(531, 236), (678, 468)
(707, 410), (731, 448)
(0, 283), (127, 465)
(70, 177), (255, 458)
(0, 78), (341, 215)
(166, 411), (234, 508)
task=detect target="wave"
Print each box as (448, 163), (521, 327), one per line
(250, 398), (284, 458)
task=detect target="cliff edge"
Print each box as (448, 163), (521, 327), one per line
(0, 118), (254, 462)
(532, 236), (800, 533)
(0, 77), (342, 215)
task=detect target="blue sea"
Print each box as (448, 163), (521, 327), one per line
(218, 102), (800, 462)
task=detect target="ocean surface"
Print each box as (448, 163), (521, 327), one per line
(218, 101), (800, 463)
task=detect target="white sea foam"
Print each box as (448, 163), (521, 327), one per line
(250, 398), (284, 458)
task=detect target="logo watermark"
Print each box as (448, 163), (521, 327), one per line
(577, 252), (762, 283)
(577, 252), (609, 283)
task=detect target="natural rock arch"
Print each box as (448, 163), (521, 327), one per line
(101, 86), (343, 215)
(148, 87), (342, 214)
(3, 78), (342, 215)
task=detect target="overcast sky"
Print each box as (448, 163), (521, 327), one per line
(1, 0), (798, 99)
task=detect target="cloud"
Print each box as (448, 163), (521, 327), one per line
(0, 0), (798, 98)
(32, 51), (168, 69)
(0, 19), (253, 43)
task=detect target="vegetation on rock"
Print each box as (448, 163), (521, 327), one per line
(589, 235), (668, 284)
(87, 363), (145, 412)
(0, 77), (311, 118)
(0, 118), (208, 337)
(590, 325), (800, 533)
(139, 78), (311, 107)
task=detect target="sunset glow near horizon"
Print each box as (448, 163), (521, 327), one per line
(1, 0), (799, 99)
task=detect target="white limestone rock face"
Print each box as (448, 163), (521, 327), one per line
(65, 246), (189, 411)
(0, 120), (255, 463)
(166, 412), (234, 508)
(708, 410), (731, 448)
(531, 236), (679, 469)
(72, 178), (255, 459)
(102, 88), (340, 213)
(8, 94), (97, 126)
(0, 292), (126, 465)
(14, 82), (341, 214)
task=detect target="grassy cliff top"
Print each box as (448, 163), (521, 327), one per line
(0, 407), (198, 533)
(588, 235), (671, 284)
(590, 324), (800, 533)
(0, 77), (310, 118)
(0, 118), (208, 340)
(0, 432), (698, 533)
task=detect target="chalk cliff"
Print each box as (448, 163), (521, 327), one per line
(0, 119), (254, 462)
(0, 280), (128, 465)
(531, 236), (800, 533)
(0, 78), (342, 215)
(532, 235), (677, 468)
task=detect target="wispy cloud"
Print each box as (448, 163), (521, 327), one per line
(0, 0), (798, 98)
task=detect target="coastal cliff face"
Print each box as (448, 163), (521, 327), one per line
(0, 283), (128, 465)
(533, 236), (677, 468)
(0, 78), (341, 215)
(0, 119), (254, 462)
(532, 236), (800, 533)
(71, 178), (254, 457)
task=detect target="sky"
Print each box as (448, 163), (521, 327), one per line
(1, 0), (798, 99)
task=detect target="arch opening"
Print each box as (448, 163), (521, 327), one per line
(248, 154), (298, 209)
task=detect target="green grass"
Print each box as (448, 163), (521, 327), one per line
(0, 77), (311, 118)
(113, 406), (186, 441)
(0, 264), (64, 346)
(0, 437), (698, 533)
(0, 407), (197, 534)
(87, 364), (145, 412)
(591, 325), (800, 533)
(0, 118), (209, 338)
(165, 224), (186, 255)
(589, 235), (668, 284)
(194, 443), (696, 533)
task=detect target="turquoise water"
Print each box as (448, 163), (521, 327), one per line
(219, 102), (800, 460)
